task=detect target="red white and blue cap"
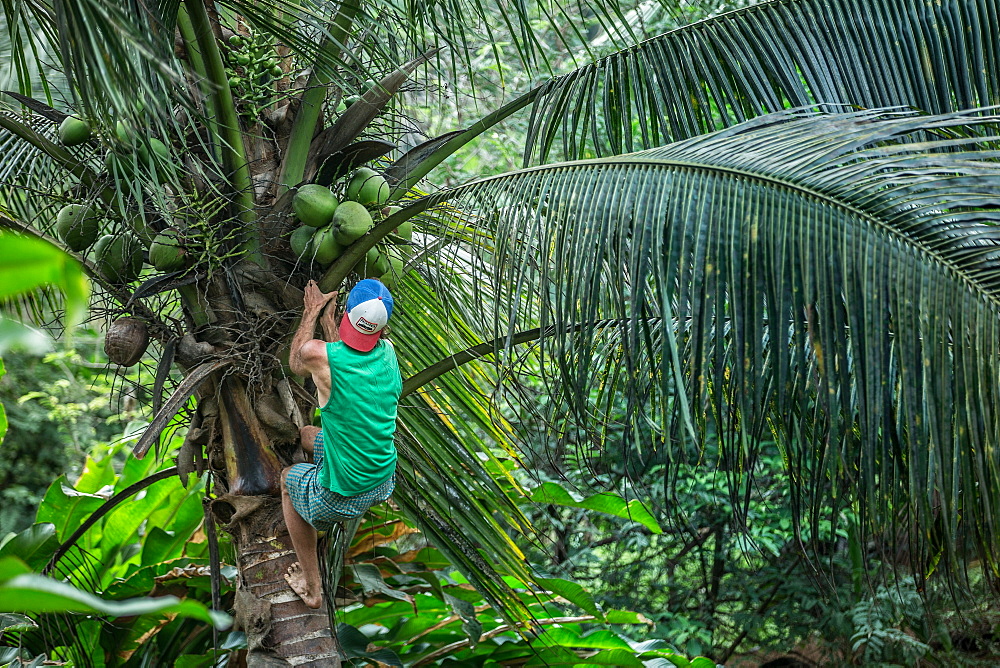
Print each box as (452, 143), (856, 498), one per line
(340, 279), (394, 351)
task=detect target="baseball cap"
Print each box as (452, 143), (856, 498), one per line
(339, 279), (394, 351)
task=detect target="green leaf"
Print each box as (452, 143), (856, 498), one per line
(527, 0), (1000, 162)
(349, 563), (413, 603)
(0, 557), (32, 583)
(604, 609), (651, 624)
(104, 558), (216, 600)
(0, 525), (58, 571)
(444, 592), (483, 647)
(0, 355), (5, 444)
(34, 477), (104, 542)
(540, 627), (633, 651)
(689, 658), (716, 668)
(536, 577), (604, 621)
(140, 527), (187, 567)
(0, 572), (230, 628)
(529, 483), (662, 535)
(336, 622), (403, 666)
(524, 646), (645, 666)
(0, 612), (36, 633)
(439, 107), (1000, 585)
(0, 232), (89, 325)
(73, 455), (115, 495)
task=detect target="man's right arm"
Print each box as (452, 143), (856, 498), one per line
(290, 281), (336, 376)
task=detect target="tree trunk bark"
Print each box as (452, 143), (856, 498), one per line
(214, 494), (341, 667)
(205, 369), (341, 666)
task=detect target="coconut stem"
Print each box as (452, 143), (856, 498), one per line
(277, 0), (361, 194)
(183, 0), (264, 267)
(176, 6), (222, 163)
(387, 87), (541, 200)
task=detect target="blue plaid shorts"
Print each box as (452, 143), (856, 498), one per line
(285, 430), (395, 531)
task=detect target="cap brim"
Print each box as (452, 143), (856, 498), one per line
(339, 316), (381, 352)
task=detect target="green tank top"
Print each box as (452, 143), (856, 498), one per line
(318, 340), (401, 495)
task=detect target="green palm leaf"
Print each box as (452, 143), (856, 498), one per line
(525, 0), (1000, 161)
(390, 267), (536, 620)
(425, 106), (1000, 581)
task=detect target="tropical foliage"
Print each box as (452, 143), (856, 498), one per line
(2, 0), (1000, 664)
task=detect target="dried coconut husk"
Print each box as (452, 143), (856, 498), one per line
(105, 317), (149, 367)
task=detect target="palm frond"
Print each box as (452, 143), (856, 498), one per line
(390, 266), (538, 623)
(525, 0), (1000, 162)
(424, 106), (1000, 583)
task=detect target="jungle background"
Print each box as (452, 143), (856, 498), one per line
(3, 0), (1000, 665)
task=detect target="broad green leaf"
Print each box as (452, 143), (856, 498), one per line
(0, 525), (58, 571)
(101, 478), (176, 559)
(104, 558), (215, 600)
(529, 483), (661, 534)
(34, 477), (104, 542)
(524, 646), (645, 666)
(0, 232), (89, 325)
(0, 355), (5, 444)
(536, 577), (604, 621)
(140, 527), (188, 567)
(73, 455), (115, 495)
(0, 557), (32, 582)
(144, 484), (205, 545)
(604, 609), (652, 624)
(0, 572), (230, 628)
(540, 627), (633, 651)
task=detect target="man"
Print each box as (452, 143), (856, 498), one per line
(282, 278), (402, 608)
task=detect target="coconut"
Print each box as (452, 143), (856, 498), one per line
(293, 184), (339, 227)
(115, 120), (133, 146)
(55, 204), (101, 251)
(312, 225), (344, 265)
(93, 232), (143, 283)
(355, 245), (390, 278)
(149, 228), (187, 271)
(394, 220), (413, 242)
(346, 167), (389, 207)
(332, 201), (374, 245)
(148, 138), (170, 161)
(104, 317), (149, 367)
(380, 251), (406, 289)
(290, 225), (317, 259)
(58, 116), (92, 146)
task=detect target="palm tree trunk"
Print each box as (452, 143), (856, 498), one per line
(213, 495), (341, 667)
(207, 372), (341, 666)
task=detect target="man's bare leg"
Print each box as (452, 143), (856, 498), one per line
(280, 467), (323, 608)
(300, 425), (320, 459)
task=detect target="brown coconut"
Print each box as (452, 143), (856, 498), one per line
(105, 317), (149, 367)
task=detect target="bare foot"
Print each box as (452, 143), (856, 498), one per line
(284, 562), (322, 608)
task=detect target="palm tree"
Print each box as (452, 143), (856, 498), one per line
(2, 0), (1000, 665)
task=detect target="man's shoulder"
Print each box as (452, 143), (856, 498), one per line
(299, 339), (329, 367)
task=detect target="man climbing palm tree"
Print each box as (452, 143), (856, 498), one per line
(282, 279), (402, 608)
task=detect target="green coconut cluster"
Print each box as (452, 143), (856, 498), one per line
(54, 198), (191, 284)
(288, 166), (413, 286)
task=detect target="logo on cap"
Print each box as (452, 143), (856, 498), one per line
(355, 316), (379, 333)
